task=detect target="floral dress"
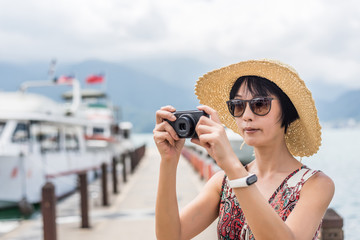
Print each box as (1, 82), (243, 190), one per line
(217, 165), (321, 240)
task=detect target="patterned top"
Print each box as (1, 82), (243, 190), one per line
(217, 165), (321, 240)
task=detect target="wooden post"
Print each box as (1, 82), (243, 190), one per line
(78, 172), (90, 228)
(321, 208), (344, 240)
(121, 153), (127, 183)
(112, 157), (118, 194)
(130, 150), (137, 173)
(42, 182), (57, 240)
(101, 163), (109, 206)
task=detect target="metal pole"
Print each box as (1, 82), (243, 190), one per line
(78, 172), (90, 228)
(42, 182), (57, 240)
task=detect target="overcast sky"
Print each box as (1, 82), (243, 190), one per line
(0, 0), (359, 88)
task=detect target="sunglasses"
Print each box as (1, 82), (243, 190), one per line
(226, 97), (274, 117)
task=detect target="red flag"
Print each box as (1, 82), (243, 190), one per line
(56, 75), (74, 84)
(86, 75), (105, 84)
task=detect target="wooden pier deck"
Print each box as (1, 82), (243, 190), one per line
(0, 147), (217, 240)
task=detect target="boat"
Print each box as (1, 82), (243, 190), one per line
(0, 79), (132, 211)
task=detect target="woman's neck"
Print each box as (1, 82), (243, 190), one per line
(251, 139), (301, 178)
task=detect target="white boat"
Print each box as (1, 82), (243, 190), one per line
(0, 79), (131, 210)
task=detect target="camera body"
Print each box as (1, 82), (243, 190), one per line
(166, 110), (209, 138)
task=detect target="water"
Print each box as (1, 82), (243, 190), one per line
(302, 128), (360, 240)
(134, 128), (360, 239)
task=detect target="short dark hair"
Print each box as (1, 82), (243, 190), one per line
(229, 75), (299, 133)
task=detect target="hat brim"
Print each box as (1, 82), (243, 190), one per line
(195, 59), (321, 157)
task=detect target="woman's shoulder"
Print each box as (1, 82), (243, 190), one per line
(301, 169), (335, 202)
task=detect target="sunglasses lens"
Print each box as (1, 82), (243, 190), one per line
(250, 98), (271, 116)
(227, 100), (245, 117)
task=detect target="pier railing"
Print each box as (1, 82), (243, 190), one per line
(181, 145), (344, 240)
(41, 144), (146, 240)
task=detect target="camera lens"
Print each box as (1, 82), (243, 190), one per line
(174, 114), (195, 138)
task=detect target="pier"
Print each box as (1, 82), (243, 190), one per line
(0, 147), (217, 240)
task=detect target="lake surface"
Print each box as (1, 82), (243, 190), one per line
(134, 128), (360, 239)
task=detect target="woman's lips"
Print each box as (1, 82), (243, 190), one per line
(243, 127), (259, 134)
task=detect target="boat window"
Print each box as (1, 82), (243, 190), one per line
(65, 129), (80, 151)
(12, 123), (30, 143)
(93, 127), (104, 135)
(38, 125), (60, 152)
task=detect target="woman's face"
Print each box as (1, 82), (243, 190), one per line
(234, 84), (285, 148)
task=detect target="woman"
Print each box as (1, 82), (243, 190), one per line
(154, 59), (334, 240)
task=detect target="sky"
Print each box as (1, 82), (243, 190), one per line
(0, 0), (360, 88)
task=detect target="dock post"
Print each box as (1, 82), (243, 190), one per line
(321, 208), (344, 240)
(41, 182), (57, 240)
(130, 150), (137, 173)
(112, 157), (118, 194)
(121, 153), (127, 183)
(101, 163), (109, 206)
(78, 172), (90, 228)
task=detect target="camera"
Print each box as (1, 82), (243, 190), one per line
(166, 110), (209, 138)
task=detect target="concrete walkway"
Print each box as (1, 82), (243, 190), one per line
(0, 147), (217, 240)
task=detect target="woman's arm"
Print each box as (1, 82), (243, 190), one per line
(154, 106), (222, 239)
(155, 156), (181, 239)
(154, 105), (184, 239)
(179, 171), (223, 239)
(155, 163), (223, 240)
(194, 105), (335, 240)
(229, 168), (334, 240)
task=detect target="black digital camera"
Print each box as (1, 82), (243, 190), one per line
(166, 110), (209, 138)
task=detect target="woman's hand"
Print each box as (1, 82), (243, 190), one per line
(153, 105), (185, 162)
(191, 105), (241, 172)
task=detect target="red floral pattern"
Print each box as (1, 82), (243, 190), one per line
(217, 166), (321, 239)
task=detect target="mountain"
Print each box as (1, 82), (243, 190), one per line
(0, 59), (359, 132)
(316, 89), (360, 122)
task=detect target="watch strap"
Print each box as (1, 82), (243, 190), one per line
(228, 173), (257, 188)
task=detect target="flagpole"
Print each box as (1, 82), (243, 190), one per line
(102, 76), (107, 93)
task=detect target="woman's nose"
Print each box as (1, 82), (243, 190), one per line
(242, 102), (254, 121)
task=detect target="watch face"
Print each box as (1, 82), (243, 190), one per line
(246, 174), (258, 185)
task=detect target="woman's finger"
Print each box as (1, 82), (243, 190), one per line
(197, 105), (221, 124)
(197, 133), (218, 148)
(156, 109), (176, 124)
(154, 121), (180, 141)
(154, 131), (175, 146)
(160, 105), (176, 111)
(190, 137), (201, 146)
(196, 123), (214, 136)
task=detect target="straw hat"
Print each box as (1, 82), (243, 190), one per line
(195, 59), (321, 157)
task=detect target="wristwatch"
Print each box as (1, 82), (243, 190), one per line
(228, 173), (258, 188)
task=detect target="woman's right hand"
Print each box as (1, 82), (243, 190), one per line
(153, 105), (185, 162)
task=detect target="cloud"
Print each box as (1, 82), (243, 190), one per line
(0, 0), (359, 87)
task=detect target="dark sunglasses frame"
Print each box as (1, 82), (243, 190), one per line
(226, 97), (274, 117)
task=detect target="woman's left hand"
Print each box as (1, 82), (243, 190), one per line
(191, 105), (242, 172)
